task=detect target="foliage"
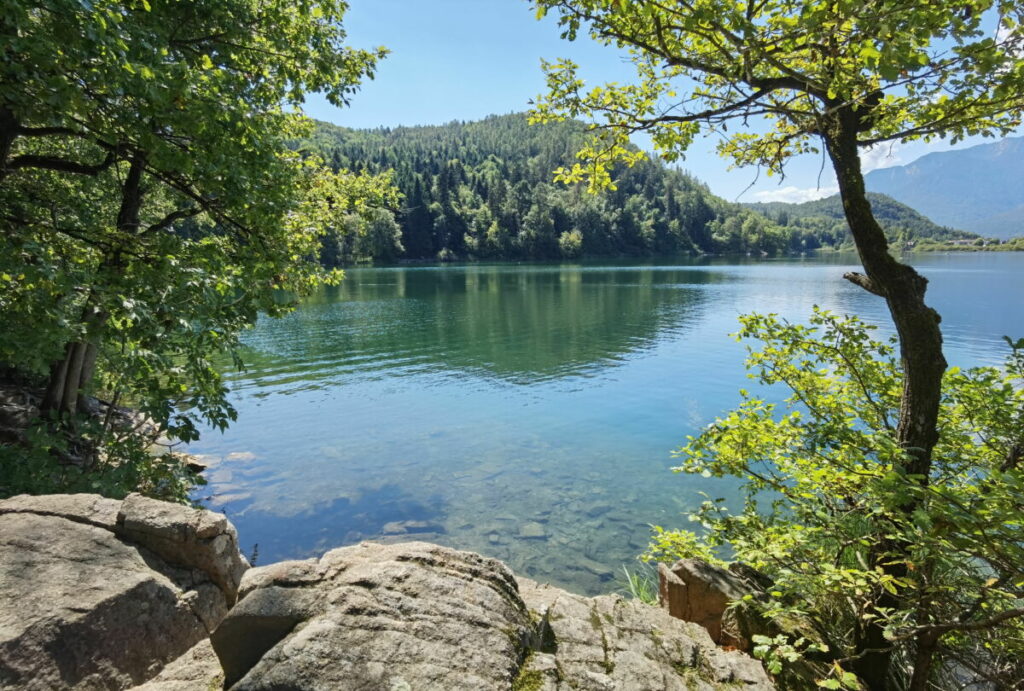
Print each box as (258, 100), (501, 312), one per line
(531, 0), (1024, 186)
(0, 0), (396, 498)
(306, 115), (981, 262)
(618, 562), (659, 605)
(648, 311), (1024, 688)
(642, 524), (724, 567)
(0, 418), (199, 503)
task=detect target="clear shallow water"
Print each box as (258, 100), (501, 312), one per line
(190, 253), (1024, 594)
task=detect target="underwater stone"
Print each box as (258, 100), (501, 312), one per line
(518, 522), (548, 539)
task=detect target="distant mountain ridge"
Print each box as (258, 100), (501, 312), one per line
(865, 137), (1024, 239)
(745, 192), (977, 247)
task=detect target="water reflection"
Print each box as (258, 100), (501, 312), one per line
(229, 264), (716, 391)
(192, 254), (1024, 594)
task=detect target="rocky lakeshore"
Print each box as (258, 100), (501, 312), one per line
(0, 494), (774, 690)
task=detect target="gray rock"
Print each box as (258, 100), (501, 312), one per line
(131, 639), (223, 691)
(118, 493), (248, 603)
(0, 493), (246, 690)
(518, 578), (774, 690)
(0, 490), (773, 691)
(380, 520), (444, 536)
(212, 541), (772, 690)
(518, 521), (547, 540)
(212, 541), (533, 690)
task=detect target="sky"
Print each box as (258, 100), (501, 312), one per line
(303, 0), (1003, 203)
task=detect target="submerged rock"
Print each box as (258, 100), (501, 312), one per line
(380, 519), (445, 535)
(0, 493), (247, 690)
(518, 521), (547, 539)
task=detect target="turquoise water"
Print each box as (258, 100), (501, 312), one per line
(190, 253), (1024, 594)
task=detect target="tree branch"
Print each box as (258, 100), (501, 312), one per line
(7, 150), (117, 176)
(15, 125), (88, 138)
(843, 271), (886, 297)
(143, 206), (202, 235)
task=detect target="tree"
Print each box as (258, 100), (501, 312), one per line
(0, 0), (396, 486)
(532, 1), (1024, 686)
(647, 312), (1024, 689)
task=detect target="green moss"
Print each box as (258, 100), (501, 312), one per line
(511, 668), (545, 691)
(512, 650), (545, 691)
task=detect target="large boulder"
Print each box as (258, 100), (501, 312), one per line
(211, 541), (533, 690)
(212, 541), (773, 690)
(0, 493), (247, 690)
(658, 559), (755, 649)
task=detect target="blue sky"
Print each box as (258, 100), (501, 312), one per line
(303, 0), (1003, 203)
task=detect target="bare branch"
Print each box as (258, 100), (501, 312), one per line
(843, 271), (886, 297)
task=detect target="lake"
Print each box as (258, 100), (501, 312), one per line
(190, 253), (1024, 594)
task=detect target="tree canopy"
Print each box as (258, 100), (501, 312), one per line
(0, 0), (396, 497)
(532, 0), (1024, 186)
(649, 314), (1024, 689)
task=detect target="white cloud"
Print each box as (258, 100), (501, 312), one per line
(861, 142), (903, 172)
(752, 185), (839, 203)
(996, 21), (1022, 57)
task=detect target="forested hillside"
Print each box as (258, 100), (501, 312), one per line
(302, 114), (980, 263)
(746, 193), (979, 249)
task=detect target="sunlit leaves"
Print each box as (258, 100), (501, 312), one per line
(531, 0), (1024, 188)
(645, 311), (1024, 684)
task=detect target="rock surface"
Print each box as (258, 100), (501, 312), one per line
(0, 493), (247, 690)
(1, 491), (775, 690)
(132, 640), (223, 691)
(658, 558), (754, 648)
(519, 578), (773, 690)
(213, 541), (773, 690)
(212, 541), (533, 690)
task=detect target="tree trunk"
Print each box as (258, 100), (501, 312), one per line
(41, 308), (108, 419)
(40, 151), (145, 420)
(0, 106), (17, 179)
(41, 343), (73, 414)
(823, 110), (948, 689)
(59, 340), (88, 416)
(908, 631), (940, 690)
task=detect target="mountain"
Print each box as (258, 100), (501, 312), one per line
(745, 193), (978, 248)
(299, 114), (982, 263)
(865, 137), (1024, 239)
(304, 114), (781, 261)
